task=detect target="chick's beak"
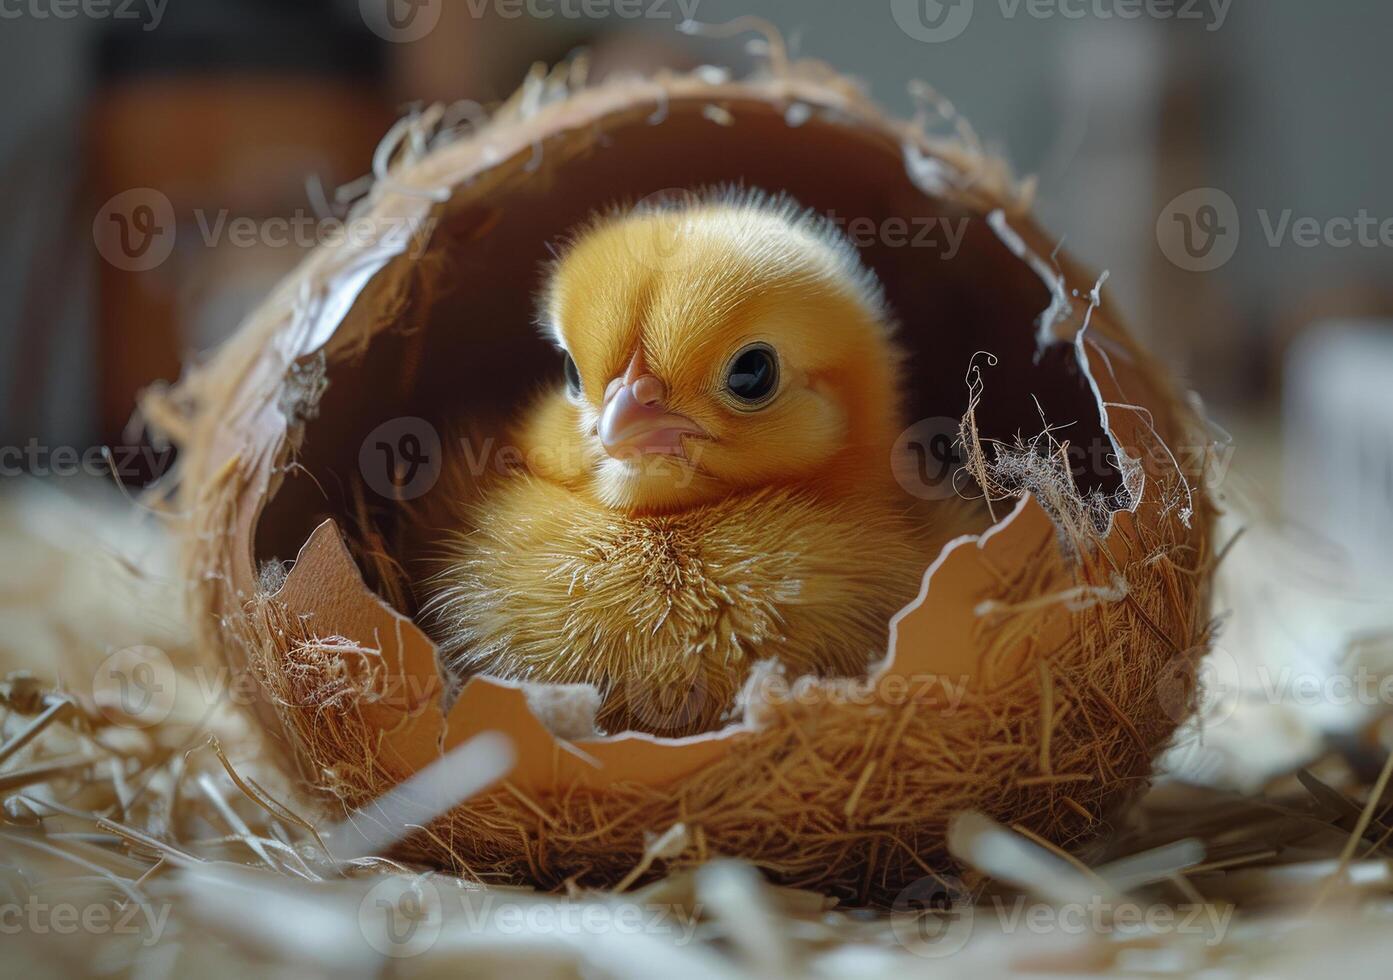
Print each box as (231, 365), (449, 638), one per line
(597, 351), (704, 459)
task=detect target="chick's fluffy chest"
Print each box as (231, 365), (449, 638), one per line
(432, 477), (926, 735)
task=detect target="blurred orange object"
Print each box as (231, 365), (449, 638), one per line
(87, 5), (393, 453)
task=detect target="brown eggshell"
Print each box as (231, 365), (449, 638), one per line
(160, 60), (1214, 899)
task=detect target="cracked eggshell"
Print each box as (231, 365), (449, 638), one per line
(158, 62), (1214, 901)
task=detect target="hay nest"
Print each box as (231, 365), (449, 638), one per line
(11, 484), (1393, 977)
(148, 51), (1216, 902)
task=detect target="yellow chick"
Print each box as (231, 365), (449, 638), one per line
(421, 190), (979, 736)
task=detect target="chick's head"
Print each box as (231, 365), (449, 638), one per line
(533, 193), (905, 513)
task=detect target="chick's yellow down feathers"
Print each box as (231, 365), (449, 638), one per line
(422, 191), (982, 735)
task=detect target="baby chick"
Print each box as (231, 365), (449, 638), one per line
(422, 190), (980, 736)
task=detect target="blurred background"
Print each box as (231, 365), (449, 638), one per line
(0, 0), (1391, 783)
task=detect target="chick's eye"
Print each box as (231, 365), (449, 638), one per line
(562, 353), (582, 396)
(725, 344), (778, 406)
